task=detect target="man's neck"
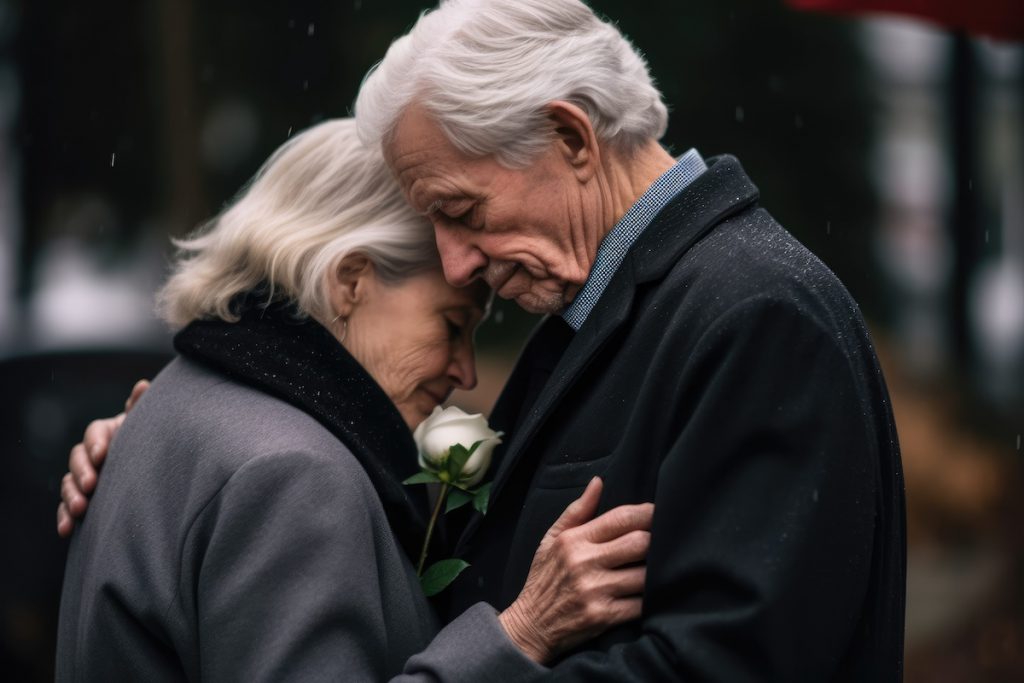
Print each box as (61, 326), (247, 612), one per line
(600, 140), (677, 242)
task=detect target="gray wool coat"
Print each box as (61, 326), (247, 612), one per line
(56, 348), (545, 682)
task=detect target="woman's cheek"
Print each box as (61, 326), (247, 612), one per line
(383, 338), (448, 400)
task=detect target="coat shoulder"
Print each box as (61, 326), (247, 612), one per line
(655, 206), (866, 337)
(103, 357), (377, 536)
(135, 357), (358, 471)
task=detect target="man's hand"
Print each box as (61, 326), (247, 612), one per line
(56, 379), (150, 537)
(498, 477), (652, 663)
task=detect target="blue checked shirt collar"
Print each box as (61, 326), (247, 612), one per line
(561, 149), (707, 331)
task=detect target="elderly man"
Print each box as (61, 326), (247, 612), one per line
(59, 0), (904, 678)
(354, 0), (905, 680)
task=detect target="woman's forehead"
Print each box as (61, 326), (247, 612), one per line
(409, 269), (490, 310)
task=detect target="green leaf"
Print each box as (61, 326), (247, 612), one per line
(446, 440), (488, 483)
(403, 471), (441, 486)
(473, 481), (492, 515)
(445, 489), (474, 514)
(446, 444), (472, 480)
(420, 559), (470, 597)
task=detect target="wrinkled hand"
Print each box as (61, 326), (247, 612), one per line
(56, 379), (150, 537)
(498, 477), (652, 664)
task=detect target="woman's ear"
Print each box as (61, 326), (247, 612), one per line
(328, 253), (375, 319)
(547, 100), (600, 183)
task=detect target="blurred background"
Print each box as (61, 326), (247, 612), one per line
(0, 0), (1020, 679)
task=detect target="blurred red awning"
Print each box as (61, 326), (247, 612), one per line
(787, 0), (1024, 41)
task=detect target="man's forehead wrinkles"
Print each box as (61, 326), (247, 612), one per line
(388, 146), (430, 174)
(392, 155), (444, 202)
(394, 147), (455, 185)
(404, 179), (431, 211)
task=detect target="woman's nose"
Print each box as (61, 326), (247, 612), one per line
(448, 345), (478, 391)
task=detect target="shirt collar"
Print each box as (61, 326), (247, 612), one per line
(561, 148), (707, 330)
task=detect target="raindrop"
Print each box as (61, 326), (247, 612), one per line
(735, 106), (744, 123)
(287, 126), (293, 137)
(354, 0), (363, 9)
(288, 18), (295, 29)
(1017, 434), (1021, 450)
(494, 310), (504, 324)
(110, 152), (116, 168)
(826, 221), (831, 235)
(984, 230), (989, 243)
(308, 22), (315, 36)
(794, 114), (803, 129)
(812, 489), (819, 502)
(303, 80), (309, 91)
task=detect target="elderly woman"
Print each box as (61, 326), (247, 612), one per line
(55, 119), (651, 681)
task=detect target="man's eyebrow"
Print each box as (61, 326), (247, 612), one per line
(422, 199), (447, 217)
(423, 196), (469, 217)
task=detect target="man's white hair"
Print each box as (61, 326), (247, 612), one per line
(355, 0), (668, 167)
(157, 118), (438, 329)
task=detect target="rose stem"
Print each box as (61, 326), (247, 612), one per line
(417, 482), (450, 576)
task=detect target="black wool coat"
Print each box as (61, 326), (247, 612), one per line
(448, 155), (906, 681)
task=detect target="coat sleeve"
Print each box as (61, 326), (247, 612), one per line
(549, 295), (891, 681)
(183, 449), (545, 682)
(396, 602), (547, 682)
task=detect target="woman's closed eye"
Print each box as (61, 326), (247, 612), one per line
(446, 308), (481, 342)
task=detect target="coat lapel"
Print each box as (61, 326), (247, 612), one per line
(457, 155), (760, 549)
(487, 267), (637, 504)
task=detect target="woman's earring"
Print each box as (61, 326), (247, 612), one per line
(331, 314), (348, 344)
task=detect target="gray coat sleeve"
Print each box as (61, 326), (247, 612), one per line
(180, 449), (544, 682)
(397, 602), (547, 683)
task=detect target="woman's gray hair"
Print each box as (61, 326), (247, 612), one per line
(157, 118), (438, 329)
(355, 0), (668, 168)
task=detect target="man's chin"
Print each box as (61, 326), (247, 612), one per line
(514, 291), (567, 316)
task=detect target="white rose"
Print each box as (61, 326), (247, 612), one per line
(413, 406), (502, 487)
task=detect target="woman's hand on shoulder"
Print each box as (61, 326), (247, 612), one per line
(498, 477), (652, 664)
(56, 379), (150, 537)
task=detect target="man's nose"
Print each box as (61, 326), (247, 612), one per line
(435, 226), (486, 288)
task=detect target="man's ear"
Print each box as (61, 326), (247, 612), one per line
(328, 253), (375, 319)
(547, 100), (600, 183)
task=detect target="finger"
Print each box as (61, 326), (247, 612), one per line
(83, 417), (119, 466)
(606, 596), (643, 624)
(603, 565), (647, 597)
(545, 477), (603, 539)
(125, 379), (150, 412)
(595, 529), (650, 568)
(69, 443), (97, 494)
(57, 502), (74, 538)
(580, 502), (654, 544)
(62, 473), (88, 517)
